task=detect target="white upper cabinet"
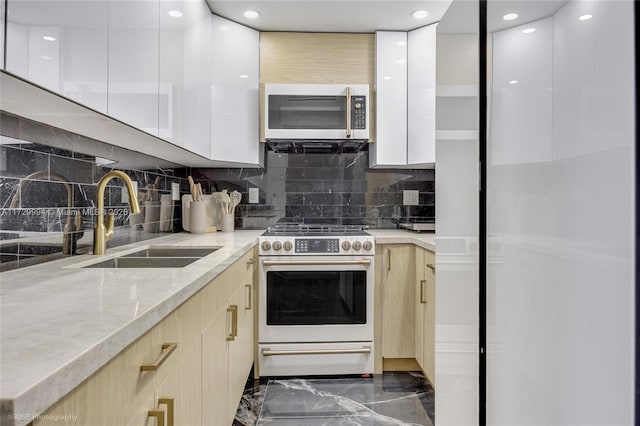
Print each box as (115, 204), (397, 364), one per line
(0, 1), (6, 70)
(371, 31), (408, 168)
(159, 0), (212, 156)
(491, 17), (553, 165)
(108, 0), (160, 135)
(408, 24), (437, 166)
(181, 4), (213, 158)
(5, 0), (109, 112)
(210, 15), (261, 166)
(371, 26), (436, 169)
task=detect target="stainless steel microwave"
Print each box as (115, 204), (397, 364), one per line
(264, 83), (369, 141)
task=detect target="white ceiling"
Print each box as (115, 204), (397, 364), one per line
(205, 0), (453, 33)
(207, 0), (568, 34)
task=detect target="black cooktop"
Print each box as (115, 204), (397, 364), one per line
(262, 223), (369, 237)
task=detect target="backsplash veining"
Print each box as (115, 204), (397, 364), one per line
(192, 150), (435, 230)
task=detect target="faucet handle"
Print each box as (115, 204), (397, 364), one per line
(105, 213), (115, 242)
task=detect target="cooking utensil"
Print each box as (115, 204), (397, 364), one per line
(231, 190), (242, 212)
(212, 192), (230, 214)
(196, 183), (203, 201)
(187, 176), (197, 201)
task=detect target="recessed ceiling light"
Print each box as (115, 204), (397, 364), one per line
(509, 80), (519, 85)
(168, 10), (183, 18)
(42, 35), (56, 42)
(522, 28), (536, 34)
(578, 14), (593, 21)
(412, 10), (429, 19)
(239, 74), (249, 79)
(244, 10), (260, 19)
(503, 13), (518, 21)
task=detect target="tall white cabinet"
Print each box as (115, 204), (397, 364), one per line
(370, 24), (437, 168)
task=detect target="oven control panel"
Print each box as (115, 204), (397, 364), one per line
(295, 238), (339, 253)
(259, 237), (375, 255)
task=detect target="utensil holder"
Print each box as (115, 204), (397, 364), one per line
(221, 213), (234, 233)
(143, 201), (160, 233)
(189, 200), (206, 234)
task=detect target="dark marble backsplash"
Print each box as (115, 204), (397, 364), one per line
(1, 111), (434, 269)
(0, 113), (189, 269)
(192, 150), (435, 230)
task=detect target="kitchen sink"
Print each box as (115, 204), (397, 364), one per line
(122, 247), (220, 258)
(82, 246), (221, 269)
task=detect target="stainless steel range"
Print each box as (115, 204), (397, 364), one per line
(258, 223), (375, 377)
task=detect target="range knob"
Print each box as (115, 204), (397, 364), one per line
(283, 241), (293, 251)
(352, 241), (362, 251)
(272, 241), (282, 251)
(355, 102), (363, 109)
(261, 241), (271, 251)
(341, 241), (352, 251)
(363, 241), (373, 251)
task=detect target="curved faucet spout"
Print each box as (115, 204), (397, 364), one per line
(93, 170), (140, 255)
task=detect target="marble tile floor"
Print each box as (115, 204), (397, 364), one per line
(233, 371), (434, 426)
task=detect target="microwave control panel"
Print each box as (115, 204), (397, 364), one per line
(351, 96), (367, 130)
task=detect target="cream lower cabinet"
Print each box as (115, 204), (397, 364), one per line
(380, 244), (416, 359)
(376, 243), (435, 382)
(415, 247), (436, 385)
(34, 248), (256, 426)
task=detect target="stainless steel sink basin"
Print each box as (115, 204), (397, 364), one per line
(83, 246), (221, 269)
(122, 247), (220, 258)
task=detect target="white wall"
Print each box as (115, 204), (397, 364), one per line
(487, 1), (635, 425)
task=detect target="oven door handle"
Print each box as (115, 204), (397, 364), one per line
(262, 347), (372, 356)
(261, 259), (371, 266)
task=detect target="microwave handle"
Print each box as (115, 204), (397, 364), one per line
(346, 86), (352, 138)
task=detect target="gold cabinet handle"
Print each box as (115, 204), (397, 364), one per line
(386, 249), (391, 271)
(226, 305), (238, 341)
(140, 343), (177, 371)
(420, 280), (427, 304)
(245, 284), (252, 310)
(426, 263), (435, 273)
(346, 86), (352, 138)
(148, 409), (165, 426)
(159, 397), (174, 426)
(247, 258), (254, 267)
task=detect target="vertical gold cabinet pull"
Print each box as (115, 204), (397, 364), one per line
(245, 284), (252, 310)
(426, 263), (436, 273)
(386, 249), (391, 271)
(140, 342), (177, 371)
(226, 305), (238, 341)
(420, 280), (427, 304)
(159, 397), (174, 426)
(346, 86), (352, 138)
(148, 409), (165, 426)
(247, 258), (254, 267)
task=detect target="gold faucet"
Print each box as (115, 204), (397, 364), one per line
(93, 170), (140, 255)
(10, 171), (82, 255)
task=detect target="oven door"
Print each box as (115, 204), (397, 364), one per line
(259, 255), (374, 343)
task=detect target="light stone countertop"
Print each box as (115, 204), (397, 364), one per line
(366, 229), (436, 251)
(0, 228), (433, 426)
(0, 230), (263, 426)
